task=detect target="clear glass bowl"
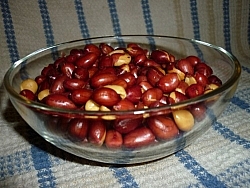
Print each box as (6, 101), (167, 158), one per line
(4, 35), (241, 164)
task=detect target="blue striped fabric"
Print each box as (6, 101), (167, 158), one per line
(248, 4), (250, 47)
(189, 0), (203, 60)
(107, 0), (125, 47)
(141, 0), (154, 35)
(38, 0), (58, 60)
(175, 150), (227, 188)
(190, 0), (200, 41)
(223, 0), (231, 53)
(0, 1), (249, 187)
(141, 0), (155, 50)
(74, 0), (91, 43)
(0, 0), (19, 64)
(110, 167), (139, 188)
(0, 0), (28, 80)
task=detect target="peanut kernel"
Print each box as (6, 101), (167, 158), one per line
(104, 85), (127, 99)
(172, 109), (194, 131)
(85, 99), (100, 111)
(20, 78), (38, 94)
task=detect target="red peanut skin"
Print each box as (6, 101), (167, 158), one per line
(142, 88), (163, 107)
(63, 78), (86, 91)
(72, 67), (89, 81)
(195, 62), (213, 77)
(90, 73), (117, 88)
(105, 130), (123, 149)
(68, 118), (89, 141)
(151, 50), (173, 64)
(118, 72), (136, 87)
(92, 87), (121, 107)
(125, 85), (142, 104)
(70, 49), (83, 58)
(157, 73), (180, 94)
(45, 93), (77, 109)
(112, 78), (128, 89)
(146, 67), (164, 86)
(88, 120), (106, 146)
(147, 116), (179, 140)
(50, 75), (68, 94)
(20, 89), (36, 101)
(126, 46), (145, 57)
(83, 44), (101, 56)
(186, 55), (201, 66)
(133, 53), (147, 66)
(189, 103), (207, 122)
(75, 52), (99, 68)
(60, 61), (75, 78)
(185, 83), (204, 98)
(113, 99), (135, 111)
(123, 127), (155, 148)
(70, 88), (92, 105)
(194, 72), (209, 87)
(99, 43), (114, 55)
(114, 117), (142, 134)
(176, 59), (194, 75)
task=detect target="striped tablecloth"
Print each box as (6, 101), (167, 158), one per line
(1, 1), (249, 187)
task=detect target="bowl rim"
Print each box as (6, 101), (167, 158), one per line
(3, 35), (241, 116)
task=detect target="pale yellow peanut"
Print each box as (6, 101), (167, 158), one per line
(20, 79), (38, 94)
(108, 49), (125, 55)
(85, 99), (100, 111)
(38, 89), (50, 101)
(104, 85), (127, 99)
(172, 109), (194, 131)
(169, 67), (185, 80)
(113, 53), (132, 66)
(99, 105), (116, 120)
(185, 75), (197, 86)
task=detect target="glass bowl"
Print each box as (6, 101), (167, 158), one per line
(4, 35), (241, 164)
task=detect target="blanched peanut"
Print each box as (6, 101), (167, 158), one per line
(185, 75), (197, 86)
(172, 109), (194, 131)
(99, 105), (116, 120)
(38, 89), (50, 101)
(104, 84), (127, 99)
(108, 49), (125, 55)
(120, 64), (130, 73)
(205, 83), (219, 93)
(85, 99), (100, 111)
(112, 53), (131, 66)
(20, 78), (38, 94)
(168, 67), (185, 81)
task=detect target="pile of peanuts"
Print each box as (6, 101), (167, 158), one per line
(19, 43), (222, 149)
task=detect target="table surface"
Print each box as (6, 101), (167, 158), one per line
(0, 1), (250, 187)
